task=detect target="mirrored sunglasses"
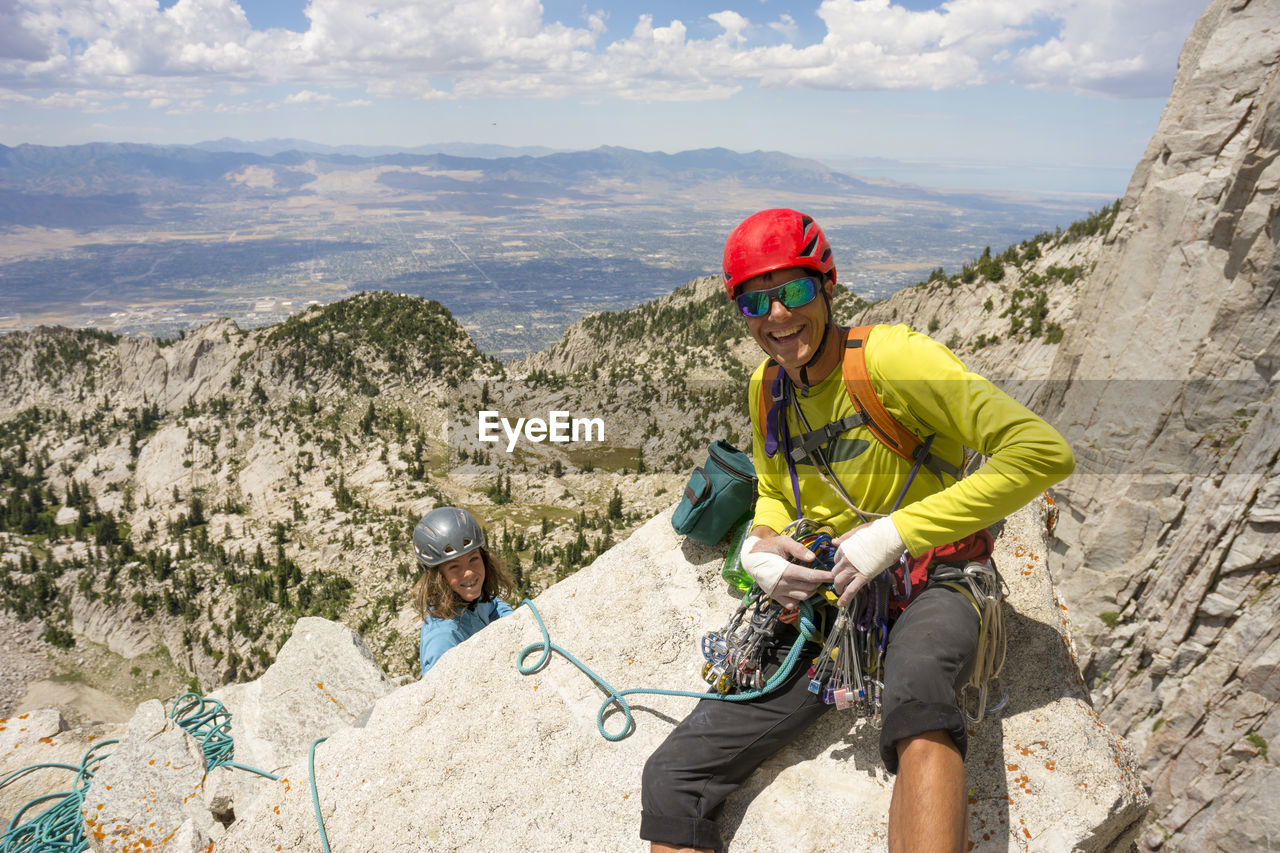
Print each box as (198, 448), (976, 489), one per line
(735, 276), (820, 318)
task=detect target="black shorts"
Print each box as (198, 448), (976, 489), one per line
(640, 581), (980, 851)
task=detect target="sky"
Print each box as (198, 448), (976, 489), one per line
(0, 0), (1208, 193)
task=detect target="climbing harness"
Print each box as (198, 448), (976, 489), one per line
(0, 693), (335, 853)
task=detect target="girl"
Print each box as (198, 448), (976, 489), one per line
(411, 506), (516, 676)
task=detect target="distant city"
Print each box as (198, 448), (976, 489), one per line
(0, 141), (1115, 358)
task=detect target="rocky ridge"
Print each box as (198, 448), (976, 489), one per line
(0, 290), (685, 712)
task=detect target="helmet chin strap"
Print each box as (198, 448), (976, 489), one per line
(797, 291), (837, 395)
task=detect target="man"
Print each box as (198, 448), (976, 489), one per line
(640, 208), (1074, 853)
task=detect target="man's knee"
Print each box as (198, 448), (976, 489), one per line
(895, 729), (961, 762)
(641, 739), (679, 809)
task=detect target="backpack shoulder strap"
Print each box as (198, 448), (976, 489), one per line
(840, 325), (926, 465)
(757, 359), (780, 427)
(756, 358), (788, 430)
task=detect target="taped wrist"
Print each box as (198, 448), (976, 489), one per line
(740, 535), (787, 595)
(837, 516), (907, 580)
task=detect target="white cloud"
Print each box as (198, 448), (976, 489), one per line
(768, 14), (799, 41)
(1010, 0), (1206, 97)
(709, 11), (750, 45)
(0, 0), (1205, 110)
(285, 89), (336, 105)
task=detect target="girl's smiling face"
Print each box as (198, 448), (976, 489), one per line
(440, 549), (486, 602)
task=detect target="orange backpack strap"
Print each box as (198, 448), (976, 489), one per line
(757, 359), (782, 438)
(841, 325), (926, 465)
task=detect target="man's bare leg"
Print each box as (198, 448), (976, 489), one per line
(651, 844), (711, 853)
(889, 730), (967, 853)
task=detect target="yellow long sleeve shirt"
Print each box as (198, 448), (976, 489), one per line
(749, 324), (1075, 556)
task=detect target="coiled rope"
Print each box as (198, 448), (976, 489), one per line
(0, 693), (337, 853)
(515, 596), (821, 741)
(167, 692), (281, 780)
(0, 739), (115, 853)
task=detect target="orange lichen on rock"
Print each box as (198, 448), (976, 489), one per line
(315, 682), (346, 710)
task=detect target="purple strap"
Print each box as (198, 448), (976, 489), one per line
(763, 367), (785, 458)
(891, 432), (935, 513)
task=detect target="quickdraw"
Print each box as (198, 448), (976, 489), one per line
(699, 518), (894, 720)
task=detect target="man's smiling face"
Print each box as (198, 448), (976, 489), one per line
(739, 267), (833, 371)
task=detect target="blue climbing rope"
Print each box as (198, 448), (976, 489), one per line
(515, 597), (820, 741)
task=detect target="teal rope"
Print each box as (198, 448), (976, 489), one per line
(515, 597), (820, 741)
(0, 693), (289, 853)
(166, 692), (280, 781)
(308, 737), (331, 853)
(0, 738), (116, 853)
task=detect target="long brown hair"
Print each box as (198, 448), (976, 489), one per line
(411, 548), (515, 621)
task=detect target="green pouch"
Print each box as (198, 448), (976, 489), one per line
(671, 440), (757, 546)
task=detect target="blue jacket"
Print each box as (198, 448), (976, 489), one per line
(419, 597), (514, 676)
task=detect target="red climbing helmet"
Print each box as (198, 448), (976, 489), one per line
(722, 208), (836, 297)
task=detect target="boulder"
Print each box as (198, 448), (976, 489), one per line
(217, 502), (1146, 852)
(80, 699), (215, 852)
(206, 617), (395, 825)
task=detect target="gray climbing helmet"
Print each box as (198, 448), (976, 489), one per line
(412, 506), (486, 568)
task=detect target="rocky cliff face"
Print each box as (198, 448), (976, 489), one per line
(825, 4), (1280, 848)
(1028, 1), (1280, 849)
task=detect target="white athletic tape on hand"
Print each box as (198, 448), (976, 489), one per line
(837, 516), (907, 580)
(740, 535), (787, 595)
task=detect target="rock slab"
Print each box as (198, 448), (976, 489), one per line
(218, 502), (1146, 852)
(206, 616), (395, 826)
